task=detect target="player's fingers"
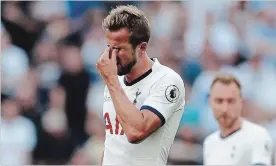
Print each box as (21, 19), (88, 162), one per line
(108, 47), (113, 59)
(102, 47), (111, 59)
(111, 48), (118, 62)
(97, 48), (110, 67)
(100, 47), (110, 61)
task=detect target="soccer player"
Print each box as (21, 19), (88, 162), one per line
(96, 5), (185, 165)
(203, 74), (273, 165)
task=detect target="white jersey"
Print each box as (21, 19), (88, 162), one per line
(203, 119), (273, 165)
(102, 58), (185, 165)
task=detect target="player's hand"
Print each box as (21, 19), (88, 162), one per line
(96, 47), (118, 81)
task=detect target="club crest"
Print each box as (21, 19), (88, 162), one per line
(133, 89), (141, 104)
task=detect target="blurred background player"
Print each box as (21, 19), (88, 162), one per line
(203, 74), (273, 165)
(97, 5), (185, 165)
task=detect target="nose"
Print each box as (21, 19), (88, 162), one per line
(221, 103), (229, 113)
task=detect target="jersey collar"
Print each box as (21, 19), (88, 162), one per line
(123, 58), (157, 86)
(220, 127), (242, 139)
(220, 119), (244, 139)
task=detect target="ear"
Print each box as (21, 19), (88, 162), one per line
(139, 42), (147, 52)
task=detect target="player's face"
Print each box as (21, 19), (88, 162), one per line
(209, 82), (243, 128)
(2, 100), (19, 119)
(106, 28), (137, 76)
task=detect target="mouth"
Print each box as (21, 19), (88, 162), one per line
(116, 57), (120, 65)
(218, 114), (226, 121)
(116, 58), (121, 66)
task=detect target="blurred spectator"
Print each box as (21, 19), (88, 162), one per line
(81, 26), (106, 83)
(43, 17), (70, 43)
(83, 112), (105, 165)
(1, 98), (37, 165)
(58, 34), (90, 147)
(169, 101), (203, 164)
(1, 24), (29, 96)
(69, 112), (105, 165)
(150, 2), (182, 39)
(69, 148), (91, 165)
(29, 1), (69, 23)
(33, 39), (61, 110)
(41, 87), (67, 137)
(33, 87), (75, 165)
(67, 1), (105, 19)
(1, 2), (44, 61)
(14, 69), (39, 117)
(86, 79), (106, 117)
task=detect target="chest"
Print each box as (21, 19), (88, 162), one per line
(205, 137), (251, 165)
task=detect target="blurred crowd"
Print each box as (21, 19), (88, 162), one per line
(1, 1), (276, 165)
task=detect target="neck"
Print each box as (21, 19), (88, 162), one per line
(125, 53), (153, 83)
(3, 116), (18, 122)
(220, 118), (242, 137)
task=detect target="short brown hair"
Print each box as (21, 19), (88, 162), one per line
(211, 73), (241, 90)
(102, 5), (151, 49)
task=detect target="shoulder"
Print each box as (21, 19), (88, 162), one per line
(16, 116), (36, 130)
(244, 120), (272, 141)
(159, 64), (183, 80)
(151, 64), (185, 91)
(151, 64), (185, 102)
(3, 45), (28, 59)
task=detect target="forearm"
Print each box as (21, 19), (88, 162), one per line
(106, 77), (145, 134)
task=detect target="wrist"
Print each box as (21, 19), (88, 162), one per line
(106, 75), (121, 91)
